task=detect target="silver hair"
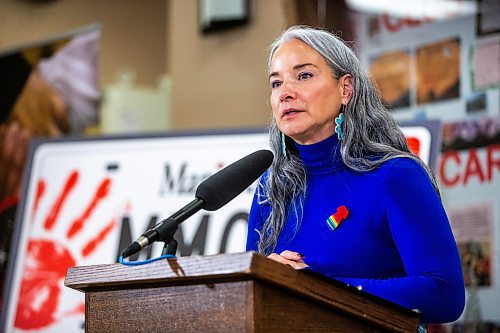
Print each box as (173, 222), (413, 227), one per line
(257, 25), (440, 255)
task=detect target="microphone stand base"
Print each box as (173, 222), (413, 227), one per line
(162, 238), (178, 256)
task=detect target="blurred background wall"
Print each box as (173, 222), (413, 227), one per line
(0, 0), (167, 88)
(0, 0), (286, 130)
(167, 0), (284, 129)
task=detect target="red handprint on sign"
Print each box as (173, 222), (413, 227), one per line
(14, 170), (117, 330)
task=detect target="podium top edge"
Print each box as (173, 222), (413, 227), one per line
(65, 252), (259, 291)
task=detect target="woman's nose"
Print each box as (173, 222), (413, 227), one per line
(279, 82), (296, 101)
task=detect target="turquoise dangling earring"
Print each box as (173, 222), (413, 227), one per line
(281, 132), (287, 157)
(334, 105), (345, 140)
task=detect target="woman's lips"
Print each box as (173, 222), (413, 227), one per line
(281, 108), (304, 119)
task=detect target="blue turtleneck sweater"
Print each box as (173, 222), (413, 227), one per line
(246, 134), (465, 324)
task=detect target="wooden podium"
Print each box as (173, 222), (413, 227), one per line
(65, 252), (420, 332)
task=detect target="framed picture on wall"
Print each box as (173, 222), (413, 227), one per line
(477, 0), (500, 36)
(199, 0), (250, 34)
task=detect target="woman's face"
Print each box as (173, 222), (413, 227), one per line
(269, 39), (350, 145)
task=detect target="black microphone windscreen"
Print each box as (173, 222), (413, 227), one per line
(195, 150), (273, 211)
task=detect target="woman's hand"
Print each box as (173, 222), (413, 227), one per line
(267, 250), (309, 270)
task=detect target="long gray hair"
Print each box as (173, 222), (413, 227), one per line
(257, 25), (440, 255)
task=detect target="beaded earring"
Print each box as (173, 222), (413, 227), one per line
(281, 132), (287, 157)
(334, 105), (345, 140)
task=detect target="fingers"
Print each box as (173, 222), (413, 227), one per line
(267, 251), (309, 270)
(267, 253), (291, 265)
(279, 250), (305, 262)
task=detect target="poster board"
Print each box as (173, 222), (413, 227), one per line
(1, 130), (268, 332)
(438, 116), (500, 324)
(356, 8), (500, 326)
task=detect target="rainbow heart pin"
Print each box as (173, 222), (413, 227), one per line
(326, 205), (349, 231)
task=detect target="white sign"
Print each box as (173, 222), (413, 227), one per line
(2, 131), (268, 332)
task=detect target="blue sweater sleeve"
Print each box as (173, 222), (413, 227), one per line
(246, 173), (268, 252)
(246, 190), (262, 251)
(334, 159), (465, 323)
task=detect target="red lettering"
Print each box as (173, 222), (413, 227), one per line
(403, 18), (422, 27)
(440, 151), (461, 187)
(382, 14), (403, 32)
(439, 145), (499, 188)
(487, 144), (500, 181)
(463, 148), (485, 185)
(382, 14), (434, 33)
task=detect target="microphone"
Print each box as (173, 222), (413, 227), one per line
(121, 149), (274, 258)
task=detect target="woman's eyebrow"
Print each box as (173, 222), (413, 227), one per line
(268, 63), (318, 79)
(293, 62), (317, 70)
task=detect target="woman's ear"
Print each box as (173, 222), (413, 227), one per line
(340, 74), (353, 105)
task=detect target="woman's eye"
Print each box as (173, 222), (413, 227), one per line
(270, 80), (282, 89)
(298, 72), (313, 80)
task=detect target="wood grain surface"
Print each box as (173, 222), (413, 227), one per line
(66, 252), (420, 332)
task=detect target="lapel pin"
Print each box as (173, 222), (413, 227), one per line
(326, 205), (349, 231)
